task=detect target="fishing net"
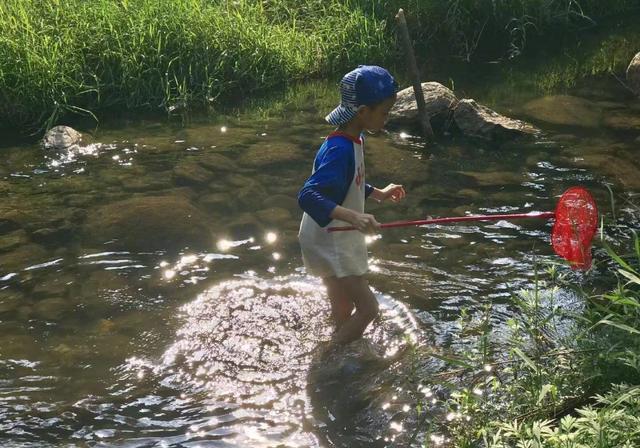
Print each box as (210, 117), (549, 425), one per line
(551, 187), (598, 270)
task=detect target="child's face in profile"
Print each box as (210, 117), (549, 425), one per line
(359, 95), (397, 132)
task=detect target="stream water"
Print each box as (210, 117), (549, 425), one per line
(0, 75), (639, 447)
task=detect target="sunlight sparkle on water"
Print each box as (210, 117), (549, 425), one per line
(272, 252), (281, 261)
(365, 234), (381, 244)
(217, 239), (233, 251)
(220, 126), (227, 133)
(217, 237), (255, 251)
(179, 255), (198, 266)
(265, 232), (278, 244)
(164, 269), (176, 280)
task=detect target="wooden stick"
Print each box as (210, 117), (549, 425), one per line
(395, 8), (434, 139)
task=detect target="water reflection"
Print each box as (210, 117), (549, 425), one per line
(73, 274), (418, 447)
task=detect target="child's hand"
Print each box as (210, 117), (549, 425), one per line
(379, 183), (406, 203)
(350, 212), (380, 234)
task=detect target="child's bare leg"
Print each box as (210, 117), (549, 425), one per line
(332, 275), (379, 345)
(323, 276), (354, 329)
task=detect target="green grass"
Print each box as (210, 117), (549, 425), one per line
(0, 0), (388, 130)
(0, 0), (638, 131)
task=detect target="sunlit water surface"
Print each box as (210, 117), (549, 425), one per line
(1, 77), (639, 447)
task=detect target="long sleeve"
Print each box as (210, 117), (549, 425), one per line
(365, 183), (374, 198)
(297, 141), (354, 227)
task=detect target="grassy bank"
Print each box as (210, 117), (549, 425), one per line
(1, 0), (386, 130)
(0, 0), (638, 131)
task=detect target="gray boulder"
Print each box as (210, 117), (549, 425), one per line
(627, 52), (640, 97)
(388, 82), (537, 140)
(454, 99), (539, 140)
(388, 82), (458, 128)
(42, 125), (82, 150)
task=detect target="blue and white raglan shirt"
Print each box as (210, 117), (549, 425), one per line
(297, 132), (373, 278)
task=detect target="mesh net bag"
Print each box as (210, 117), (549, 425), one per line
(551, 187), (598, 270)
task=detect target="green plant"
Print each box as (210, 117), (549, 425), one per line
(413, 226), (640, 446)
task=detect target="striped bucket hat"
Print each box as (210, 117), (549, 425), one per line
(325, 65), (398, 126)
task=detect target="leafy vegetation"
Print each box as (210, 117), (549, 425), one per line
(0, 0), (638, 130)
(408, 212), (640, 447)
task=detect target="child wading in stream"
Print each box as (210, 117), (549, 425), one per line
(297, 65), (406, 345)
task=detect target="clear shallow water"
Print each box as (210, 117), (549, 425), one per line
(0, 78), (639, 447)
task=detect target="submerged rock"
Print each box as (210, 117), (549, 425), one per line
(33, 297), (71, 321)
(0, 180), (10, 195)
(458, 170), (524, 187)
(603, 109), (640, 132)
(627, 52), (640, 96)
(241, 142), (306, 169)
(0, 243), (49, 271)
(0, 290), (23, 314)
(388, 82), (458, 129)
(42, 125), (82, 150)
(570, 153), (640, 190)
(198, 152), (238, 172)
(0, 229), (29, 253)
(365, 138), (429, 185)
(198, 192), (234, 213)
(32, 273), (75, 298)
(255, 207), (293, 227)
(121, 174), (171, 192)
(225, 212), (263, 238)
(84, 194), (212, 251)
(173, 160), (214, 186)
(263, 194), (298, 211)
(521, 95), (602, 127)
(454, 99), (539, 140)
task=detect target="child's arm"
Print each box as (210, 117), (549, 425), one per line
(368, 183), (406, 203)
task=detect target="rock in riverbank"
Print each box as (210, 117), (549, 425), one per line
(42, 126), (82, 151)
(388, 82), (458, 129)
(388, 82), (539, 140)
(454, 99), (539, 140)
